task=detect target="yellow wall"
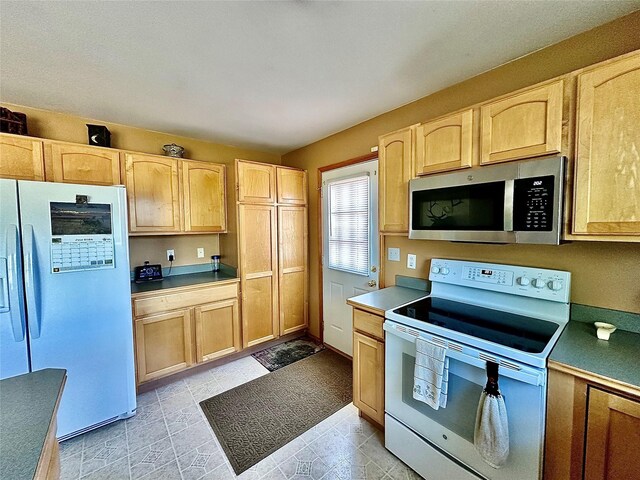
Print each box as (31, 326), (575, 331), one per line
(2, 103), (281, 269)
(281, 11), (640, 337)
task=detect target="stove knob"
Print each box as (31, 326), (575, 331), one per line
(440, 267), (450, 275)
(533, 278), (547, 289)
(518, 276), (530, 286)
(549, 280), (563, 291)
(431, 266), (441, 274)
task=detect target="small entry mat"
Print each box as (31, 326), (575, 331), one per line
(251, 336), (325, 372)
(200, 349), (352, 474)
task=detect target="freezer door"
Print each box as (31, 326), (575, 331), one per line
(18, 181), (136, 438)
(0, 179), (29, 379)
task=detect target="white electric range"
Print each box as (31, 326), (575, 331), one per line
(384, 258), (571, 480)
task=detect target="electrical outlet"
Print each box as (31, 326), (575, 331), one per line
(197, 247), (205, 258)
(388, 247), (400, 262)
(167, 249), (175, 261)
(407, 254), (417, 269)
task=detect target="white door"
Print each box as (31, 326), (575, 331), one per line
(322, 160), (378, 356)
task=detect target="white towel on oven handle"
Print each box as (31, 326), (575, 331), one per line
(474, 363), (509, 468)
(412, 337), (449, 410)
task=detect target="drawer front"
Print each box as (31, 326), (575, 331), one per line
(353, 309), (384, 341)
(134, 283), (238, 317)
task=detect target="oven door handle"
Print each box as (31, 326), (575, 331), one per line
(384, 322), (545, 387)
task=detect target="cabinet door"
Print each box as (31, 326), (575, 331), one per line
(237, 160), (276, 204)
(134, 309), (193, 383)
(574, 53), (640, 236)
(49, 143), (121, 185)
(125, 153), (182, 233)
(195, 299), (240, 363)
(276, 167), (307, 205)
(238, 204), (279, 347)
(0, 135), (44, 180)
(480, 80), (563, 164)
(584, 388), (640, 480)
(182, 160), (226, 232)
(278, 206), (308, 335)
(415, 109), (474, 176)
(353, 331), (384, 425)
(379, 126), (415, 233)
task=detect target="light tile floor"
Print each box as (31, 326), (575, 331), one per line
(59, 355), (421, 480)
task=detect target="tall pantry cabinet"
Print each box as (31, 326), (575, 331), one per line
(231, 160), (309, 348)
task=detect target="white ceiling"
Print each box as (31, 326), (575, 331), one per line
(1, 2), (638, 154)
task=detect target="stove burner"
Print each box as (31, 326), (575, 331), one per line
(393, 296), (559, 353)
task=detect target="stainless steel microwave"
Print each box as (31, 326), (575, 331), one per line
(409, 156), (565, 244)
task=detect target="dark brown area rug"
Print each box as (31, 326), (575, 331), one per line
(251, 336), (325, 372)
(200, 349), (352, 474)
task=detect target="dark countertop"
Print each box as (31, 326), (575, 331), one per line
(347, 285), (429, 316)
(131, 271), (239, 294)
(550, 321), (640, 391)
(0, 368), (66, 480)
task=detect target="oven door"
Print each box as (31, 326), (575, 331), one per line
(384, 320), (546, 480)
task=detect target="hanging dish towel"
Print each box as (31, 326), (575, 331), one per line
(413, 337), (449, 410)
(474, 361), (509, 468)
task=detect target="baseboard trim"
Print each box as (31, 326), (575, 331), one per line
(137, 331), (307, 394)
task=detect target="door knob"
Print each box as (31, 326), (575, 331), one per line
(368, 280), (377, 287)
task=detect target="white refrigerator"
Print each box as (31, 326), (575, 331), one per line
(0, 179), (136, 439)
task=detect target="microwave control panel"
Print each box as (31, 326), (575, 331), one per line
(513, 175), (555, 231)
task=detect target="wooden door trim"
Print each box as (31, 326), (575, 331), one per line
(317, 152), (377, 343)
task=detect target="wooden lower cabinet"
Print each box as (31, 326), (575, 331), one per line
(195, 299), (240, 363)
(132, 281), (240, 385)
(584, 388), (640, 480)
(352, 308), (385, 427)
(135, 308), (194, 383)
(544, 363), (640, 480)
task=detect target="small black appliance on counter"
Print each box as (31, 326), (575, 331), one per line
(134, 261), (163, 283)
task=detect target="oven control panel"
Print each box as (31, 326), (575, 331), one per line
(429, 258), (571, 303)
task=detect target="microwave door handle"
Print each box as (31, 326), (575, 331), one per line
(504, 180), (514, 231)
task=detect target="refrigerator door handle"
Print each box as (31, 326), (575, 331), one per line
(0, 258), (9, 313)
(23, 224), (42, 339)
(5, 224), (26, 341)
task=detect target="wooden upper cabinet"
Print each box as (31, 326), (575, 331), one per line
(125, 153), (182, 233)
(415, 109), (474, 176)
(49, 143), (121, 185)
(238, 204), (279, 348)
(0, 135), (45, 181)
(237, 160), (276, 204)
(584, 388), (640, 480)
(480, 80), (563, 165)
(276, 167), (307, 205)
(278, 206), (308, 335)
(182, 160), (226, 232)
(379, 125), (416, 233)
(573, 53), (640, 237)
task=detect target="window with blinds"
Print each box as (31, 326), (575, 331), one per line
(328, 175), (370, 275)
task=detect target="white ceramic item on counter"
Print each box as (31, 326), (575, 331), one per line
(594, 322), (617, 341)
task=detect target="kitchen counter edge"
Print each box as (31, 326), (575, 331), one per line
(347, 285), (429, 317)
(549, 321), (640, 399)
(131, 273), (239, 296)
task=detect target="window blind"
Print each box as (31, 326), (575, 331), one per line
(328, 175), (370, 275)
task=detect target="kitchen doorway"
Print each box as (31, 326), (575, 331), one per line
(321, 158), (379, 356)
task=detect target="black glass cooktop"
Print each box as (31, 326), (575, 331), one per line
(393, 296), (559, 354)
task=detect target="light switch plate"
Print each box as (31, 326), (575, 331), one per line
(407, 254), (417, 269)
(197, 247), (205, 258)
(388, 247), (400, 262)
